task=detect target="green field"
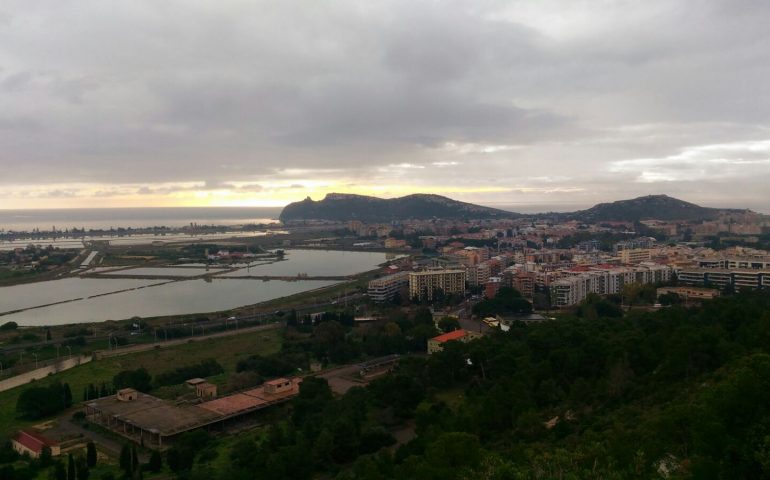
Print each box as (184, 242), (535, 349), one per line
(0, 327), (283, 440)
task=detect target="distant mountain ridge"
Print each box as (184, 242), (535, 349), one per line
(567, 195), (749, 222)
(279, 193), (753, 223)
(279, 193), (517, 222)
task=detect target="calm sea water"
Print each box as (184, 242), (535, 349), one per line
(0, 207), (283, 232)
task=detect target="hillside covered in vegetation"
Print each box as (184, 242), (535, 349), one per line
(5, 291), (770, 479)
(174, 290), (770, 480)
(279, 193), (518, 222)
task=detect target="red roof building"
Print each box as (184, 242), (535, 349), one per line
(11, 430), (60, 458)
(427, 329), (483, 354)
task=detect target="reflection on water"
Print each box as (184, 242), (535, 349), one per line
(0, 249), (398, 326)
(217, 249), (396, 277)
(0, 278), (161, 313)
(0, 279), (339, 326)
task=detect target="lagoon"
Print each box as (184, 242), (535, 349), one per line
(217, 249), (399, 277)
(0, 279), (338, 326)
(0, 249), (395, 326)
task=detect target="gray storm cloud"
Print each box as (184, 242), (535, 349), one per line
(1, 0), (769, 210)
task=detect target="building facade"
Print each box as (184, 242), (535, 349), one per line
(427, 329), (483, 354)
(409, 269), (466, 301)
(367, 271), (409, 303)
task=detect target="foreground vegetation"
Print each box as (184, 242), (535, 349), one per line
(4, 289), (770, 479)
(0, 328), (282, 440)
(175, 290), (770, 479)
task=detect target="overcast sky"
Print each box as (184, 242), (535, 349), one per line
(1, 0), (769, 211)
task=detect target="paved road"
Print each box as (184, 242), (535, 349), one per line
(0, 355), (92, 393)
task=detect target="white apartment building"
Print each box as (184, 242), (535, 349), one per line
(409, 269), (467, 301)
(466, 262), (492, 287)
(550, 263), (673, 307)
(367, 271), (410, 303)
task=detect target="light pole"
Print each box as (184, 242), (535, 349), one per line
(66, 346), (72, 358)
(33, 353), (38, 369)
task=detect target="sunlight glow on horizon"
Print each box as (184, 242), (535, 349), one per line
(0, 182), (516, 210)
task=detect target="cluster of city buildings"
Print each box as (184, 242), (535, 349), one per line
(368, 232), (770, 308)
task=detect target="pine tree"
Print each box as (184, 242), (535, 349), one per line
(53, 460), (66, 480)
(147, 450), (162, 473)
(75, 455), (89, 480)
(119, 444), (131, 474)
(131, 445), (139, 472)
(67, 453), (75, 480)
(40, 446), (52, 467)
(86, 442), (97, 467)
(63, 383), (73, 407)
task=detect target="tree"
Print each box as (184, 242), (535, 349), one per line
(113, 368), (152, 392)
(67, 454), (76, 480)
(16, 382), (72, 419)
(119, 444), (133, 475)
(53, 460), (66, 480)
(86, 442), (97, 468)
(63, 383), (73, 408)
(437, 317), (460, 333)
(40, 446), (52, 467)
(76, 456), (89, 480)
(413, 308), (434, 326)
(166, 446), (194, 474)
(147, 450), (162, 473)
(0, 321), (18, 331)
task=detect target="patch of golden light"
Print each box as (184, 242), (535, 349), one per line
(0, 181), (514, 209)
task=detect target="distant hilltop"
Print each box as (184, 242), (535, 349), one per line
(279, 193), (516, 223)
(279, 193), (756, 223)
(564, 195), (752, 222)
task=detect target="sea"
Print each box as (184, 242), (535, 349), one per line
(0, 207), (284, 232)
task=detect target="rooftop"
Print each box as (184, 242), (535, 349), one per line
(88, 393), (220, 437)
(430, 329), (469, 343)
(13, 430), (59, 453)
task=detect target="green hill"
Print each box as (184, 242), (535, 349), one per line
(279, 193), (518, 222)
(569, 194), (742, 222)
